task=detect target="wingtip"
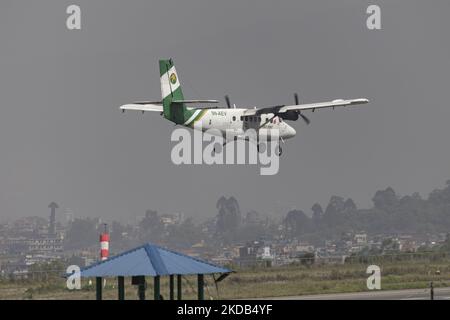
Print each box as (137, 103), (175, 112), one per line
(352, 98), (370, 104)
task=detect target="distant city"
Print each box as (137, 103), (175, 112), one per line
(1, 180), (450, 278)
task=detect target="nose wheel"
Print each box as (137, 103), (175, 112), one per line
(276, 144), (282, 156)
(276, 138), (284, 156)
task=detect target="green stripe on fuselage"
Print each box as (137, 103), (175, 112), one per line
(187, 109), (208, 128)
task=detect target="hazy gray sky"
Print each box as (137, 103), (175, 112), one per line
(1, 0), (449, 223)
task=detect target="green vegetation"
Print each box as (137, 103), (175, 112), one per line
(283, 180), (450, 244)
(1, 255), (449, 300)
(58, 179), (450, 252)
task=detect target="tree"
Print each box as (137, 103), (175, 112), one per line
(166, 218), (203, 248)
(216, 196), (241, 234)
(64, 218), (99, 250)
(372, 187), (398, 210)
(283, 210), (310, 238)
(344, 198), (357, 212)
(323, 196), (346, 228)
(299, 252), (315, 266)
(311, 203), (323, 226)
(139, 210), (165, 243)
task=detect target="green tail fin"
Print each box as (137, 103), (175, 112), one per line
(159, 59), (189, 124)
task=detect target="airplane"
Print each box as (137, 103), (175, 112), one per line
(120, 59), (369, 155)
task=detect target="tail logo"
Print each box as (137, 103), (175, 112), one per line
(170, 73), (177, 85)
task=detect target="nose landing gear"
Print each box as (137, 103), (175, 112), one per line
(277, 137), (285, 156)
(276, 144), (282, 156)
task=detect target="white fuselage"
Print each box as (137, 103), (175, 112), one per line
(185, 107), (296, 142)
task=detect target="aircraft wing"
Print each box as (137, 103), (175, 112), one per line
(243, 98), (369, 116)
(120, 103), (163, 112)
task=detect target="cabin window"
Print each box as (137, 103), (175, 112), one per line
(244, 116), (248, 121)
(232, 116), (236, 121)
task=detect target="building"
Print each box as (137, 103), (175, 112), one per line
(27, 237), (63, 253)
(354, 233), (368, 246)
(235, 246), (257, 268)
(5, 236), (63, 255)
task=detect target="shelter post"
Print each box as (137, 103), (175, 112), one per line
(138, 277), (146, 300)
(118, 276), (125, 300)
(198, 274), (204, 300)
(154, 275), (160, 300)
(177, 275), (182, 300)
(169, 275), (174, 300)
(96, 277), (102, 300)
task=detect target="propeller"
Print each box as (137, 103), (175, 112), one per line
(294, 93), (310, 125)
(299, 113), (310, 125)
(259, 114), (277, 129)
(225, 95), (231, 109)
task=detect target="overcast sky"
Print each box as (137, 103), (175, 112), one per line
(0, 0), (449, 223)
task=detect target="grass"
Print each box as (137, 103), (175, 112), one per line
(1, 258), (450, 299)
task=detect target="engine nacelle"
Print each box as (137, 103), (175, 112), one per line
(280, 111), (299, 121)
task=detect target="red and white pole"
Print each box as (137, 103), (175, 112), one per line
(100, 224), (109, 261)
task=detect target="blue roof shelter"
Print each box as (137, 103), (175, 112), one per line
(78, 243), (232, 300)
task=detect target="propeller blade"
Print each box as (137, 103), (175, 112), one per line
(259, 114), (277, 129)
(225, 95), (231, 109)
(295, 93), (310, 124)
(299, 113), (310, 125)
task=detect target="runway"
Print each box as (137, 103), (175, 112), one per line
(262, 287), (450, 300)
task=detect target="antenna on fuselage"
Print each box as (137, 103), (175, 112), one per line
(225, 95), (231, 108)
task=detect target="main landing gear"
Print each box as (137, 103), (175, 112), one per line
(257, 140), (283, 156)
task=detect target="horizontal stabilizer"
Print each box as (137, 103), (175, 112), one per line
(172, 100), (219, 104)
(132, 101), (162, 105)
(120, 104), (163, 112)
